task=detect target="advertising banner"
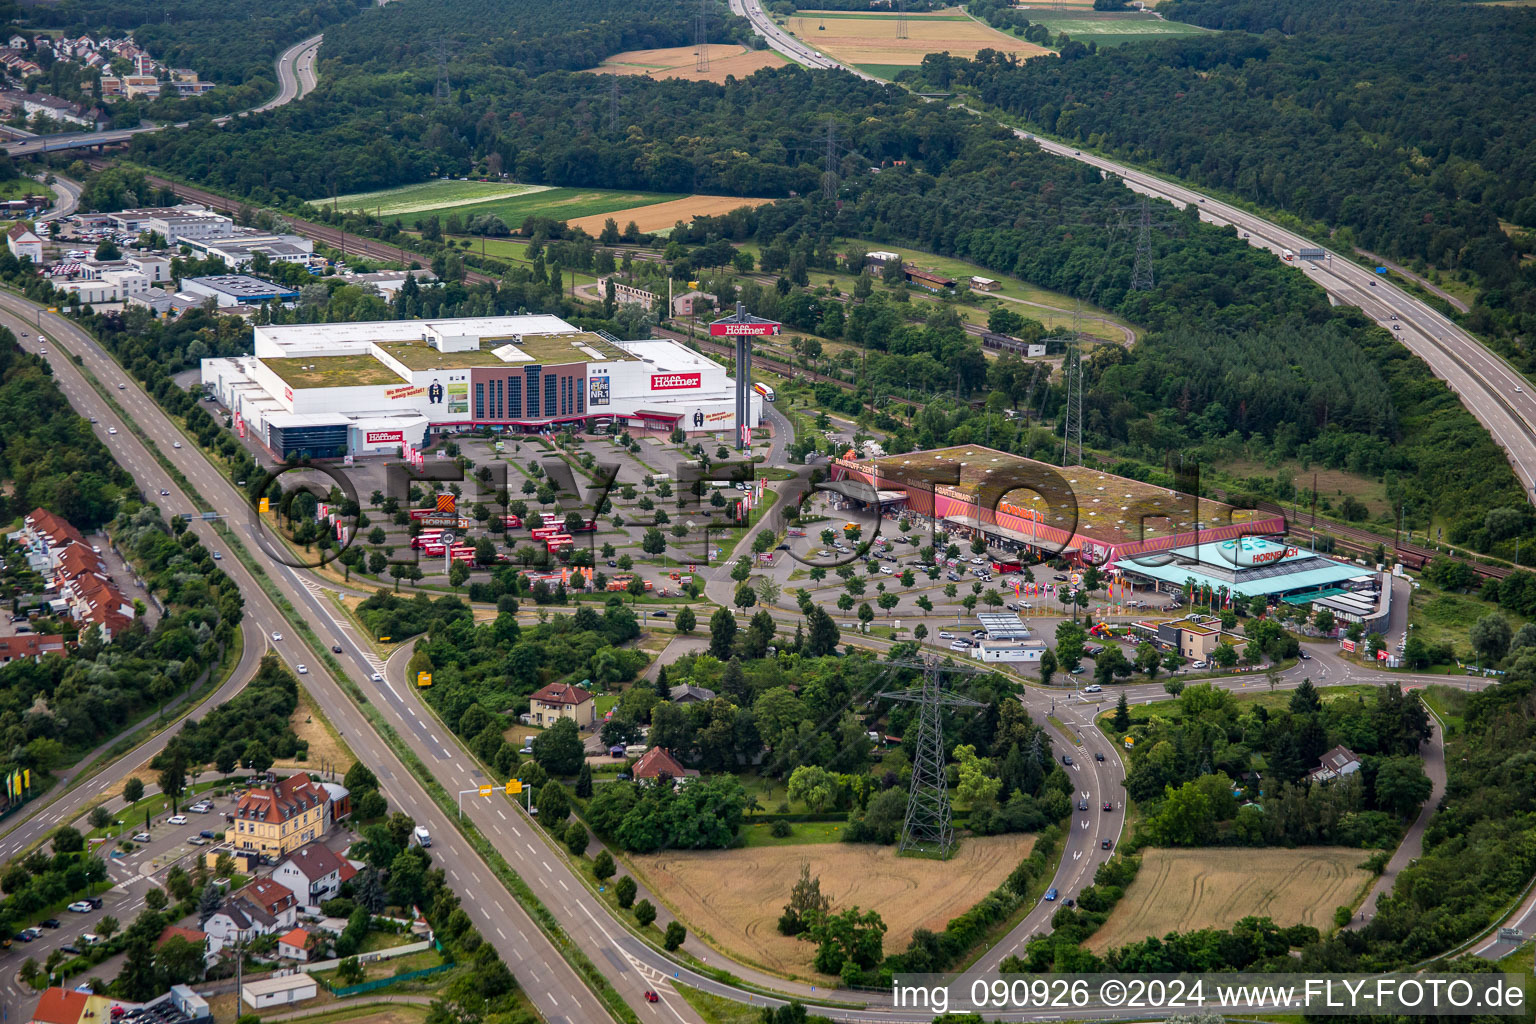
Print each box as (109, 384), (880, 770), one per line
(588, 375), (611, 407)
(652, 373), (702, 390)
(709, 322), (779, 337)
(386, 385), (425, 401)
(366, 430), (404, 445)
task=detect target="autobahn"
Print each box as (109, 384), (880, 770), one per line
(729, 0), (1536, 508)
(1, 33), (322, 158)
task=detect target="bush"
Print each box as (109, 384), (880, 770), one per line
(663, 920), (686, 951)
(321, 897), (356, 918)
(634, 898), (656, 927)
(770, 820), (792, 838)
(615, 875), (636, 908)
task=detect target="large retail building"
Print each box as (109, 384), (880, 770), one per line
(201, 314), (760, 458)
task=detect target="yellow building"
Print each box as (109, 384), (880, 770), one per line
(529, 682), (596, 728)
(232, 775), (329, 859)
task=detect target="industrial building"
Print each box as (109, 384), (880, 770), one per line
(202, 313), (760, 459)
(833, 446), (1368, 605)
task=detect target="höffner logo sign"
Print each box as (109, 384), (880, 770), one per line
(365, 430), (404, 444)
(651, 373), (702, 390)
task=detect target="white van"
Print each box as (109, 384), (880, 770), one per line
(413, 825), (432, 848)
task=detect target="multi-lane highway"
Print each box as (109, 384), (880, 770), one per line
(2, 33), (322, 158)
(2, 296), (626, 1024)
(732, 0), (1536, 506)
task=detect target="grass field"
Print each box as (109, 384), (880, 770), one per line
(630, 835), (1032, 975)
(586, 45), (787, 85)
(785, 8), (1051, 66)
(290, 687), (354, 771)
(326, 180), (551, 217)
(0, 178), (53, 202)
(1407, 581), (1525, 658)
(398, 188), (681, 231)
(1019, 11), (1211, 45)
(855, 63), (914, 79)
(1215, 461), (1391, 518)
(1087, 847), (1372, 951)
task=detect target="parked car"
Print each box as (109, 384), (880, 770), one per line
(132, 832), (151, 843)
(67, 901), (93, 914)
(188, 836), (209, 846)
(40, 920), (60, 930)
(60, 943), (81, 955)
(199, 830), (216, 839)
(189, 801), (213, 814)
(167, 814), (187, 825)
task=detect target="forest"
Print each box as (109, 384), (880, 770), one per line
(929, 0), (1536, 366)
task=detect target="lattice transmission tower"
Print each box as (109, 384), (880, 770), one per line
(878, 659), (985, 859)
(1061, 306), (1085, 467)
(695, 0), (711, 73)
(896, 0), (908, 40)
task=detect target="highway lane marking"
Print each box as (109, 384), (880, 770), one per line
(559, 879), (568, 891)
(496, 926), (507, 939)
(526, 843), (535, 854)
(496, 809), (506, 820)
(542, 861), (552, 872)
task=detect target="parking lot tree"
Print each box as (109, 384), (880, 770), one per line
(837, 594), (855, 613)
(983, 590), (1003, 607)
(617, 554), (634, 571)
(642, 528), (666, 556)
(914, 624), (928, 641)
(961, 595), (978, 613)
(858, 603), (875, 626)
(810, 567), (827, 583)
(757, 576), (781, 607)
(845, 577), (866, 597)
(901, 570), (915, 587)
(916, 595), (934, 613)
(731, 557), (752, 583)
(943, 584), (957, 599)
(972, 581), (984, 595)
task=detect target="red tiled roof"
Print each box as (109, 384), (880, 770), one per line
(278, 927), (309, 947)
(157, 925), (207, 947)
(55, 545), (105, 580)
(237, 877), (296, 914)
(631, 746), (693, 780)
(30, 988), (87, 1024)
(24, 508), (86, 548)
(0, 635), (65, 660)
(530, 682), (592, 707)
(237, 774), (326, 825)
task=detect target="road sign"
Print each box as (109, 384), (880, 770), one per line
(416, 672), (432, 688)
(479, 785), (493, 796)
(258, 498), (270, 514)
(1375, 266), (1388, 274)
(1123, 735), (1135, 749)
(439, 530), (457, 547)
(1498, 927), (1524, 941)
(1069, 572), (1083, 586)
(505, 780), (523, 796)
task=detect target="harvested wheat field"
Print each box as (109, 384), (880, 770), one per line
(786, 10), (1051, 66)
(1087, 847), (1372, 952)
(588, 45), (787, 85)
(567, 195), (776, 236)
(631, 835), (1032, 976)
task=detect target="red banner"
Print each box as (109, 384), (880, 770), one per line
(365, 430), (403, 444)
(651, 373), (701, 390)
(710, 322), (779, 337)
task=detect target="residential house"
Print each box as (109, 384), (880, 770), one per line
(232, 774), (330, 858)
(98, 75), (123, 98)
(7, 35), (26, 50)
(203, 879), (298, 951)
(277, 927), (312, 961)
(631, 746), (698, 783)
(669, 684), (716, 705)
(271, 841), (355, 913)
(27, 987), (89, 1024)
(670, 289), (716, 317)
(21, 94), (93, 127)
(6, 222), (42, 264)
(1308, 745), (1362, 785)
(0, 635), (66, 663)
(969, 276), (1000, 291)
(528, 682), (596, 728)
